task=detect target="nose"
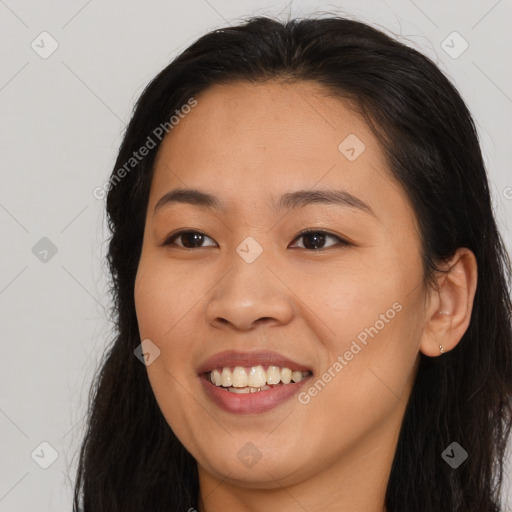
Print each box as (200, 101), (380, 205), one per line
(205, 258), (295, 331)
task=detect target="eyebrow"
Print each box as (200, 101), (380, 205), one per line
(153, 187), (376, 218)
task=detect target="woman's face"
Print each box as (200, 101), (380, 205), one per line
(134, 80), (430, 492)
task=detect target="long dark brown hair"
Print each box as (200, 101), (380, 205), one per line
(73, 15), (512, 511)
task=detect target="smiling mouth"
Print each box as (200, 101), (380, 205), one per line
(204, 365), (313, 393)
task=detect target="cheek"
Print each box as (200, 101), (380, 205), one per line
(318, 264), (403, 340)
(134, 259), (201, 430)
(133, 259), (196, 406)
(305, 310), (419, 450)
(311, 264), (422, 414)
(134, 256), (204, 340)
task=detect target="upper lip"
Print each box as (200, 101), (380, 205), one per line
(197, 349), (312, 375)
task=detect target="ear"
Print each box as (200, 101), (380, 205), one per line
(419, 248), (478, 357)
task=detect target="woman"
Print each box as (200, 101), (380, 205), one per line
(73, 15), (512, 512)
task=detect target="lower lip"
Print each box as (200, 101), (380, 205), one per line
(199, 373), (312, 414)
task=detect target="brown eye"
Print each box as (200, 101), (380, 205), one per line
(161, 229), (351, 251)
(162, 230), (217, 249)
(289, 230), (351, 250)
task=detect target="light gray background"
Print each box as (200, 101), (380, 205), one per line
(1, 0), (511, 510)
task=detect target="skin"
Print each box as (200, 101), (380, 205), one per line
(133, 80), (478, 512)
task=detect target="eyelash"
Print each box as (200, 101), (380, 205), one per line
(160, 229), (352, 251)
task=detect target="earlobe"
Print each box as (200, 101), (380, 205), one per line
(419, 248), (478, 358)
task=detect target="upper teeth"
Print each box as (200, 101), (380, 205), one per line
(209, 365), (310, 388)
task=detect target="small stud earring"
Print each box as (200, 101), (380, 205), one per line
(439, 344), (445, 354)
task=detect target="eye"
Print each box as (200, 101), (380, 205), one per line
(161, 229), (351, 251)
(161, 230), (217, 249)
(289, 229), (352, 250)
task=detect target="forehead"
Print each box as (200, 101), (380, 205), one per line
(149, 80), (413, 227)
(156, 80), (371, 162)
